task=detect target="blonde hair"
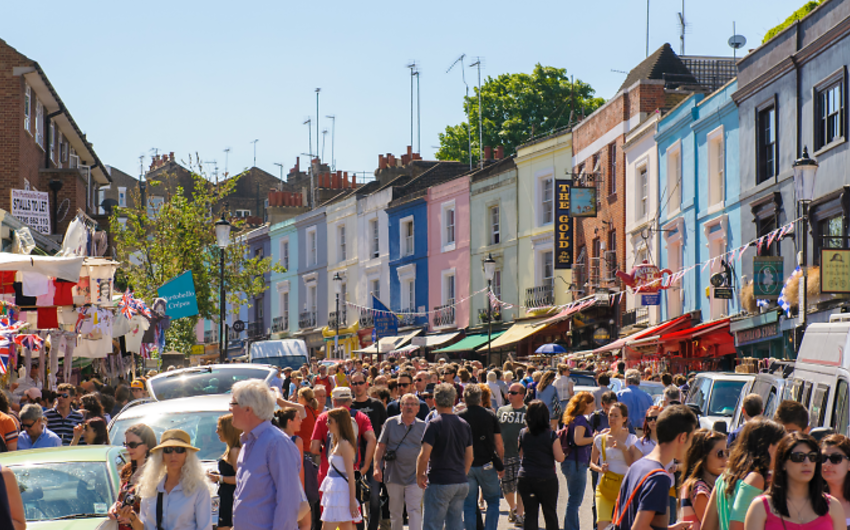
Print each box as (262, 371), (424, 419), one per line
(138, 447), (212, 499)
(218, 413), (242, 456)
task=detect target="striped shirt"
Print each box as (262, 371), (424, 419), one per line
(44, 408), (84, 445)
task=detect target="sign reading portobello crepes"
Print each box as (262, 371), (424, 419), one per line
(555, 179), (573, 269)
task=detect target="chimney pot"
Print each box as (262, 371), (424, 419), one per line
(407, 145), (412, 157)
(169, 152), (174, 161)
(484, 146), (492, 160)
(343, 172), (349, 188)
(379, 155), (387, 170)
(495, 146), (504, 159)
(351, 173), (356, 187)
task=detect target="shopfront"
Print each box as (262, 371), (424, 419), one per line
(731, 311), (788, 359)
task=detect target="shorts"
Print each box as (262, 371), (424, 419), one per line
(500, 456), (521, 494)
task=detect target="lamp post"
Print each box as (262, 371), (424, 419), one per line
(792, 146), (819, 333)
(215, 215), (232, 363)
(333, 272), (343, 359)
(483, 254), (496, 364)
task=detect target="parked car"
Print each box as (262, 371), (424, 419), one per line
(147, 363), (277, 400)
(249, 338), (309, 370)
(728, 362), (793, 433)
(686, 372), (754, 431)
(640, 381), (667, 407)
(0, 445), (126, 528)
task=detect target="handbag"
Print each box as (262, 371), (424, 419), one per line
(598, 436), (625, 502)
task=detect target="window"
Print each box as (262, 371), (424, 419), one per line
(490, 205), (500, 245)
(235, 209), (251, 218)
(443, 273), (456, 304)
(608, 230), (617, 255)
(24, 85), (31, 132)
(592, 237), (601, 258)
(708, 131), (725, 207)
(832, 379), (849, 436)
(757, 105), (778, 184)
(445, 207), (455, 245)
(280, 240), (290, 270)
(256, 296), (264, 320)
(370, 219), (380, 258)
(58, 131), (65, 164)
(542, 250), (554, 290)
(639, 165), (648, 218)
(493, 269), (502, 300)
(97, 188), (107, 215)
(281, 292), (290, 323)
(148, 196), (164, 216)
(308, 229), (318, 265)
(49, 121), (56, 162)
(35, 100), (44, 148)
(338, 224), (347, 262)
(666, 146), (681, 212)
(608, 143), (617, 195)
(541, 177), (554, 224)
(371, 279), (381, 303)
(820, 215), (843, 249)
(254, 247), (263, 259)
(816, 81), (844, 149)
(308, 285), (317, 312)
(402, 218), (414, 256)
(340, 282), (347, 303)
(756, 216), (778, 257)
(403, 279), (415, 310)
(811, 384), (830, 428)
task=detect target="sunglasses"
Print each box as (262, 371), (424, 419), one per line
(398, 383), (411, 387)
(21, 422), (35, 429)
(646, 416), (658, 422)
(124, 441), (145, 449)
(162, 447), (187, 454)
(715, 449), (730, 459)
(421, 394), (433, 399)
(229, 401), (239, 407)
(415, 378), (425, 383)
(822, 453), (850, 465)
(508, 391), (522, 395)
(59, 393), (70, 399)
(789, 451), (820, 463)
(351, 381), (366, 386)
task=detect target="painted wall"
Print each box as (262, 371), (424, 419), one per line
(357, 187), (392, 311)
(296, 207), (328, 330)
(326, 194), (359, 328)
(247, 225), (271, 334)
(270, 218), (298, 335)
(387, 197), (429, 328)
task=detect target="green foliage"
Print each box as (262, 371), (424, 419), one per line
(436, 64), (605, 164)
(763, 1), (822, 43)
(110, 159), (283, 353)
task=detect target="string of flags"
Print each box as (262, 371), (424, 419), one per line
(344, 288), (490, 318)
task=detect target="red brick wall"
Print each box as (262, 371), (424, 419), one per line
(0, 41), (29, 202)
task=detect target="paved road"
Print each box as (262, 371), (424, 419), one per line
(496, 467), (595, 530)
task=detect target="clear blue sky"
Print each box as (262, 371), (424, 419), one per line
(3, 0), (803, 182)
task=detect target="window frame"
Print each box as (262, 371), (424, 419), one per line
(35, 99), (44, 148)
(493, 268), (502, 300)
(638, 164), (649, 219)
(665, 142), (682, 214)
(49, 120), (56, 163)
(280, 238), (290, 270)
(118, 187), (127, 208)
(756, 97), (779, 185)
(814, 68), (846, 152)
(370, 218), (380, 258)
(707, 126), (725, 208)
(24, 84), (31, 133)
(306, 227), (318, 266)
(490, 204), (500, 245)
(338, 223), (347, 262)
(833, 378), (850, 436)
(400, 216), (415, 257)
(441, 200), (457, 252)
(608, 143), (617, 196)
(540, 176), (555, 226)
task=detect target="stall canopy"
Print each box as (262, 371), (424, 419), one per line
(593, 313), (696, 355)
(354, 329), (422, 354)
(0, 254), (84, 282)
(433, 331), (506, 354)
(480, 318), (550, 351)
(412, 332), (462, 349)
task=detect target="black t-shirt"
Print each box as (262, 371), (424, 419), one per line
(458, 405), (501, 467)
(387, 398), (429, 421)
(517, 427), (557, 480)
(421, 413), (472, 485)
(351, 397), (387, 439)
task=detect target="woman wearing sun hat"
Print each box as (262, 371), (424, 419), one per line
(116, 429), (212, 530)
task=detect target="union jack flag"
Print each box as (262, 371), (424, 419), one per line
(0, 339), (10, 375)
(13, 334), (43, 352)
(118, 289), (152, 319)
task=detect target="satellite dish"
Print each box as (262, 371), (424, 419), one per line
(101, 198), (119, 216)
(728, 35), (747, 50)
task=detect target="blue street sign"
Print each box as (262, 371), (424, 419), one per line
(157, 271), (200, 320)
(372, 295), (398, 339)
(641, 294), (660, 306)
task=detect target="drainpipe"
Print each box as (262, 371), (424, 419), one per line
(45, 110), (62, 167)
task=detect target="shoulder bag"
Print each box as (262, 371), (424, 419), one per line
(598, 436), (626, 502)
(608, 468), (669, 530)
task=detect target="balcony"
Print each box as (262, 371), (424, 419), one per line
(272, 315), (288, 333)
(478, 308), (503, 324)
(204, 329), (218, 344)
(622, 307), (650, 329)
(525, 285), (554, 309)
(433, 301), (456, 328)
(247, 321), (264, 339)
(359, 309), (374, 329)
(328, 309), (347, 330)
(398, 308), (425, 328)
(299, 310), (317, 330)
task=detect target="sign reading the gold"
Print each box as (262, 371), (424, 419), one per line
(555, 180), (573, 269)
(821, 249), (850, 294)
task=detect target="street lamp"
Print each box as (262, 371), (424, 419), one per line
(215, 215), (232, 363)
(333, 272), (343, 359)
(483, 254), (496, 363)
(792, 146), (818, 332)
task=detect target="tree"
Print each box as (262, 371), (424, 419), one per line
(110, 159), (283, 354)
(436, 64), (605, 164)
(763, 1), (822, 43)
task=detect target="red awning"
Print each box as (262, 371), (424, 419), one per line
(593, 314), (694, 355)
(658, 318), (736, 358)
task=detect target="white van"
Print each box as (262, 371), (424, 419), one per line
(249, 339), (309, 370)
(784, 314), (850, 434)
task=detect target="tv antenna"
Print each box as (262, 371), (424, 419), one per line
(204, 160), (219, 182)
(447, 54), (473, 170)
(250, 139), (259, 167)
(223, 147), (231, 177)
(406, 62), (419, 154)
(325, 115), (336, 171)
(321, 129), (328, 162)
(469, 57), (484, 167)
(677, 0), (689, 55)
(728, 22), (747, 60)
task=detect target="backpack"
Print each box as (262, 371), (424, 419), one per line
(557, 423), (574, 458)
(303, 454), (320, 503)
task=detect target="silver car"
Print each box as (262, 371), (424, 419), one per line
(146, 363), (278, 400)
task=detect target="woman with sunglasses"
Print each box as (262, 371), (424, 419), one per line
(635, 405), (664, 456)
(820, 434), (850, 529)
(117, 429), (212, 530)
(744, 432), (845, 530)
(208, 414), (242, 530)
(108, 424), (156, 530)
(681, 429), (728, 530)
(70, 417), (109, 445)
(702, 418), (786, 530)
(320, 408), (361, 529)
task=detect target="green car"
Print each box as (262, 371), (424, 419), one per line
(0, 445), (127, 530)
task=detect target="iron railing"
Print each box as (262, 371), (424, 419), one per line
(525, 285), (555, 309)
(299, 310), (317, 329)
(272, 315), (288, 333)
(622, 307), (650, 328)
(247, 321), (264, 338)
(433, 300), (456, 328)
(478, 308), (503, 323)
(359, 309), (374, 329)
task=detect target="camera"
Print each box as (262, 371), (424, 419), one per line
(384, 450), (397, 462)
(122, 493), (137, 508)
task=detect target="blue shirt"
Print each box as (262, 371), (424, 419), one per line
(233, 420), (302, 530)
(17, 427), (62, 450)
(536, 384), (558, 417)
(617, 386), (654, 431)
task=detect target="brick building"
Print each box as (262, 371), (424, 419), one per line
(0, 38), (110, 236)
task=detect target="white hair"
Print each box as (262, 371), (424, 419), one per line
(625, 369), (642, 385)
(486, 371), (497, 383)
(137, 449), (212, 499)
(232, 379), (276, 421)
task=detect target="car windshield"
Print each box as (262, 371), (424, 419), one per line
(11, 461), (114, 521)
(110, 411), (225, 462)
(251, 357), (305, 370)
(707, 380), (748, 417)
(640, 384), (665, 397)
(149, 366), (272, 399)
(570, 374), (596, 387)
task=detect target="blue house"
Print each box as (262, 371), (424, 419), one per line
(246, 225), (271, 341)
(270, 218), (299, 338)
(386, 195), (429, 330)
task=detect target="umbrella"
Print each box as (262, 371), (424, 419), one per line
(535, 343), (567, 355)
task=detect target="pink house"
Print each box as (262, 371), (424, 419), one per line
(427, 175), (470, 331)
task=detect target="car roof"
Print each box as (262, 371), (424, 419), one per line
(112, 394), (232, 420)
(695, 373), (755, 381)
(0, 445), (123, 466)
(640, 381), (665, 387)
(148, 363), (276, 382)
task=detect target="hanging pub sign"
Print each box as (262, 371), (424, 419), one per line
(714, 287), (734, 300)
(555, 179), (573, 269)
(821, 249), (850, 293)
(570, 186), (598, 217)
(753, 256), (784, 300)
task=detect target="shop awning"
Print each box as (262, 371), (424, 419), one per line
(354, 329), (422, 354)
(412, 332), (462, 348)
(658, 318), (736, 357)
(479, 318), (550, 351)
(539, 298), (598, 325)
(593, 313), (695, 355)
(0, 253), (86, 282)
(433, 331), (506, 354)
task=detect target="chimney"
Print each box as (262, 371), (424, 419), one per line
(295, 156), (300, 173)
(484, 146), (492, 160)
(169, 152), (175, 162)
(379, 155), (387, 170)
(388, 154), (396, 167)
(401, 154), (410, 165)
(412, 153), (421, 161)
(495, 146), (504, 159)
(407, 145), (412, 158)
(351, 173), (356, 187)
(343, 171), (349, 188)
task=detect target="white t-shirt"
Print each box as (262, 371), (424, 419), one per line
(554, 376), (574, 402)
(594, 433), (638, 475)
(634, 437), (656, 456)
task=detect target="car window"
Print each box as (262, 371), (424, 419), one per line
(110, 411), (226, 462)
(802, 382), (813, 408)
(688, 377), (712, 412)
(11, 461), (115, 521)
(569, 375), (596, 387)
(764, 388), (779, 419)
(149, 366), (273, 400)
(832, 379), (850, 436)
(785, 379), (804, 402)
(706, 380), (747, 417)
(811, 384), (830, 428)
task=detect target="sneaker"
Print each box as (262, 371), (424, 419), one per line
(508, 510), (516, 524)
(514, 515), (524, 526)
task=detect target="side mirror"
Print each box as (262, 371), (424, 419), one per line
(809, 426), (835, 442)
(686, 403), (702, 417)
(713, 420), (728, 434)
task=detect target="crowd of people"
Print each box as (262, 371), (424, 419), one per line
(0, 356), (848, 530)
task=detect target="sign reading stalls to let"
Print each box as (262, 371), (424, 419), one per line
(11, 189), (50, 234)
(555, 179), (573, 269)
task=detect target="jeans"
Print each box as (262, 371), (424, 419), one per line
(517, 476), (559, 530)
(367, 468), (382, 530)
(561, 459), (589, 530)
(463, 466), (501, 530)
(669, 495), (677, 524)
(423, 482), (469, 530)
(590, 470), (599, 529)
(386, 482), (423, 530)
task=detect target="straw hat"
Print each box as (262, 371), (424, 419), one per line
(151, 429), (199, 453)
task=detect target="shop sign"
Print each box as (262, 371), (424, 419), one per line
(641, 294), (660, 306)
(157, 271), (200, 319)
(735, 322), (781, 346)
(821, 249), (850, 294)
(570, 187), (597, 217)
(714, 287), (733, 300)
(753, 256), (783, 300)
(555, 180), (573, 269)
(373, 295), (398, 339)
(190, 344), (204, 355)
(11, 189), (50, 234)
(593, 327), (611, 345)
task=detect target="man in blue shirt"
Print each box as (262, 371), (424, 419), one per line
(18, 404), (62, 450)
(616, 369), (654, 432)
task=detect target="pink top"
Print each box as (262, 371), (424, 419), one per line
(760, 496), (833, 530)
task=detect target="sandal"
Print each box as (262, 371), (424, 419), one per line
(508, 510), (516, 523)
(514, 515), (525, 526)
